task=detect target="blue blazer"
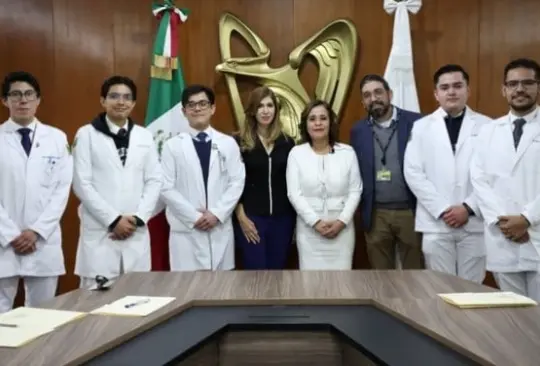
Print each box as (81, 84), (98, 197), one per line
(350, 107), (422, 231)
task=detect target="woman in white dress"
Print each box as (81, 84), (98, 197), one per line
(286, 100), (362, 270)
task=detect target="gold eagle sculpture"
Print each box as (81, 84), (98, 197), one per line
(216, 12), (358, 140)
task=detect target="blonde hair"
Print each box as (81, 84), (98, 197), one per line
(238, 86), (284, 151)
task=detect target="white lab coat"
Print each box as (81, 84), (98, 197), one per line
(404, 107), (491, 232)
(0, 119), (72, 278)
(286, 143), (362, 270)
(404, 107), (490, 281)
(72, 123), (162, 279)
(160, 127), (245, 271)
(470, 107), (540, 273)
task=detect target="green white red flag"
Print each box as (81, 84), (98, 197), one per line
(145, 1), (189, 271)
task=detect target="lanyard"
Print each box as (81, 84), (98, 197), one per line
(372, 122), (397, 166)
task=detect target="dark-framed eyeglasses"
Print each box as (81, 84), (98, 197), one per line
(7, 90), (38, 102)
(94, 275), (112, 291)
(107, 92), (134, 101)
(504, 79), (539, 90)
(185, 100), (211, 110)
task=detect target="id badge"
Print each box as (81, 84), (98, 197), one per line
(376, 168), (392, 182)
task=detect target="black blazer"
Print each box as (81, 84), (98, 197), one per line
(236, 133), (296, 217)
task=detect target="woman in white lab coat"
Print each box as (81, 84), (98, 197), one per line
(286, 100), (362, 270)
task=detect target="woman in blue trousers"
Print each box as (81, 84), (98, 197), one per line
(233, 86), (296, 269)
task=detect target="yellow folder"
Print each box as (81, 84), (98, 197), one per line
(0, 307), (87, 348)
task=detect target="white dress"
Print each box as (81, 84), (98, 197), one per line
(286, 143), (362, 269)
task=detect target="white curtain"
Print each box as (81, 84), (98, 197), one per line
(383, 0), (422, 269)
(383, 0), (422, 113)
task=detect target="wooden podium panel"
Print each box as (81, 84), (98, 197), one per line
(1, 270), (539, 366)
(176, 330), (375, 366)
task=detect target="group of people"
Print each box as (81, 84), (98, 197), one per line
(355, 58), (540, 302)
(1, 56), (539, 313)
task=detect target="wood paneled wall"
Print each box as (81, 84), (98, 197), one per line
(1, 0), (540, 294)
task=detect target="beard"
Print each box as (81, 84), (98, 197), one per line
(510, 92), (537, 113)
(368, 101), (390, 119)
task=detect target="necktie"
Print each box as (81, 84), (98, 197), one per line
(197, 131), (208, 142)
(117, 128), (128, 165)
(18, 128), (32, 156)
(513, 118), (526, 149)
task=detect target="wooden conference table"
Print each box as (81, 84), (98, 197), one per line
(1, 270), (540, 366)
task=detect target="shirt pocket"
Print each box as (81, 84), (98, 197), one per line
(40, 155), (61, 187)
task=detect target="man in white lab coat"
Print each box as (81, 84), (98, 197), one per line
(471, 58), (540, 300)
(404, 64), (491, 283)
(161, 84), (245, 271)
(0, 71), (72, 312)
(72, 76), (162, 289)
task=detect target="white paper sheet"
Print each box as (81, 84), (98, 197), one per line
(90, 296), (176, 317)
(438, 292), (538, 308)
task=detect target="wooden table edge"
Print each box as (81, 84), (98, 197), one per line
(57, 297), (495, 366)
(371, 299), (496, 366)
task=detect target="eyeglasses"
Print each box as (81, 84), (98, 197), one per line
(362, 88), (387, 100)
(7, 90), (38, 102)
(94, 275), (112, 291)
(504, 79), (539, 89)
(107, 92), (134, 101)
(185, 100), (211, 110)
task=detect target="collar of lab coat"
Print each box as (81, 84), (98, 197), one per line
(91, 112), (134, 140)
(188, 125), (214, 142)
(433, 105), (470, 120)
(507, 105), (539, 125)
(105, 115), (128, 134)
(432, 105), (485, 135)
(2, 118), (38, 133)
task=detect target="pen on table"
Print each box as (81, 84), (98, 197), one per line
(124, 298), (151, 309)
(0, 323), (18, 328)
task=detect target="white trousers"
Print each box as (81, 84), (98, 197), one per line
(494, 272), (540, 301)
(79, 257), (124, 289)
(422, 232), (486, 283)
(0, 276), (58, 313)
(169, 232), (234, 271)
(79, 276), (120, 289)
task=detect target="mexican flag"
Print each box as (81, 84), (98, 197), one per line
(145, 1), (189, 271)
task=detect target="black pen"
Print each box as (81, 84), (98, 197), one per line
(124, 298), (150, 309)
(0, 323), (18, 328)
